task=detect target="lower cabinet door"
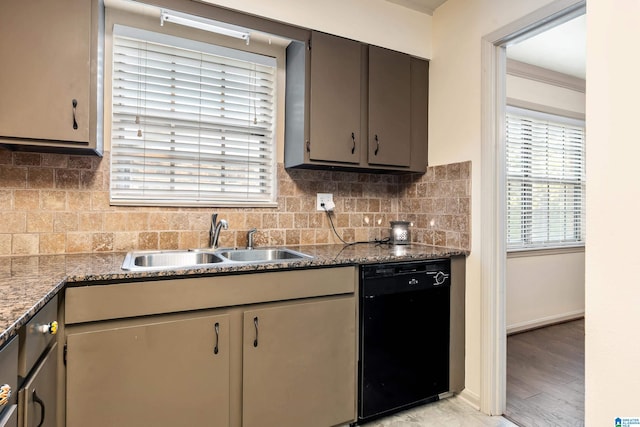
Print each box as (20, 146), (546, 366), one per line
(66, 314), (230, 427)
(242, 297), (356, 427)
(0, 405), (17, 427)
(19, 343), (57, 427)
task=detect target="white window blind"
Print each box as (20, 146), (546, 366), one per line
(110, 26), (277, 206)
(506, 106), (586, 250)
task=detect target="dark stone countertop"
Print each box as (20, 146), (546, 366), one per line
(0, 243), (467, 347)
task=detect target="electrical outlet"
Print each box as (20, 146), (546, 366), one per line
(317, 193), (334, 211)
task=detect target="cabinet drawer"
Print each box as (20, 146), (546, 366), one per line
(18, 296), (59, 378)
(0, 337), (18, 421)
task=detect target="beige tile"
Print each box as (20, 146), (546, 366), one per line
(285, 229), (300, 245)
(12, 234), (39, 255)
(278, 213), (293, 228)
(27, 212), (54, 233)
(79, 212), (103, 231)
(0, 212), (26, 233)
(67, 191), (92, 211)
(269, 229), (285, 246)
(28, 168), (54, 189)
(114, 232), (138, 252)
(54, 212), (78, 232)
(138, 232), (159, 250)
(42, 153), (68, 168)
(92, 232), (114, 252)
(91, 191), (111, 210)
(14, 152), (41, 167)
(40, 233), (66, 254)
(0, 234), (11, 255)
(179, 231), (200, 249)
(300, 229), (315, 245)
(104, 212), (128, 232)
(68, 156), (94, 169)
(294, 213), (309, 228)
(159, 231), (179, 249)
(127, 213), (149, 231)
(14, 190), (39, 210)
(0, 166), (27, 188)
(55, 169), (80, 189)
(0, 190), (12, 209)
(66, 233), (92, 253)
(40, 190), (66, 211)
(80, 170), (104, 190)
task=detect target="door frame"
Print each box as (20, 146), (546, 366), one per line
(479, 0), (586, 415)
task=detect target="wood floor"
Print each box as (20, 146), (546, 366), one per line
(505, 319), (585, 427)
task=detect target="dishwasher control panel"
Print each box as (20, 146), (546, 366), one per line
(360, 259), (451, 297)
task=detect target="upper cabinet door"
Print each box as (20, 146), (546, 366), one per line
(0, 0), (96, 147)
(368, 46), (411, 167)
(309, 32), (362, 164)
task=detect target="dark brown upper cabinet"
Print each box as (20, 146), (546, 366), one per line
(0, 0), (103, 155)
(285, 31), (428, 173)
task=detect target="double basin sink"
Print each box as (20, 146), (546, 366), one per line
(122, 248), (313, 271)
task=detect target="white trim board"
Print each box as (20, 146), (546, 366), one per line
(507, 310), (585, 335)
(507, 59), (585, 92)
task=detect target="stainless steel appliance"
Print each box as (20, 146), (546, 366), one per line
(357, 259), (451, 424)
(389, 221), (411, 245)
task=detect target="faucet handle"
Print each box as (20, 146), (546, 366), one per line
(247, 228), (257, 249)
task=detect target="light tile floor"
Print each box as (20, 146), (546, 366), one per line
(362, 396), (518, 427)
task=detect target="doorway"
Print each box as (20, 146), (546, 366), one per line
(478, 0), (585, 417)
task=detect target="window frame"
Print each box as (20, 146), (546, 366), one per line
(106, 12), (282, 208)
(505, 105), (586, 252)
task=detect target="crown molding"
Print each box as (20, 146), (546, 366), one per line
(506, 59), (585, 93)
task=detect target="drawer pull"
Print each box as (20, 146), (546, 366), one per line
(253, 317), (259, 347)
(0, 384), (11, 407)
(37, 321), (58, 335)
(213, 322), (220, 355)
(72, 99), (78, 130)
(33, 389), (45, 427)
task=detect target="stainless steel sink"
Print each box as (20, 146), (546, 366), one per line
(122, 250), (225, 271)
(216, 248), (313, 263)
(122, 248), (313, 271)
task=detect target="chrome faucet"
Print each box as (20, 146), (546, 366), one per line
(246, 228), (257, 249)
(209, 213), (228, 249)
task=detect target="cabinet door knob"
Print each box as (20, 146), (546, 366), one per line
(0, 384), (11, 407)
(72, 99), (78, 130)
(374, 134), (380, 155)
(351, 132), (356, 154)
(32, 389), (45, 427)
(37, 321), (58, 335)
(253, 316), (259, 347)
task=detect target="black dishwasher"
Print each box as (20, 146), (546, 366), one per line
(357, 259), (451, 424)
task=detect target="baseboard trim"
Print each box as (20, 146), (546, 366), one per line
(458, 388), (481, 410)
(507, 310), (585, 335)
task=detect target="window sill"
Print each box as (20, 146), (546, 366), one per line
(507, 245), (585, 258)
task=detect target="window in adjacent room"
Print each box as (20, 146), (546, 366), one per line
(110, 25), (277, 207)
(506, 106), (586, 250)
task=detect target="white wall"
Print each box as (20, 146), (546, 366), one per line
(586, 1), (640, 424)
(505, 71), (585, 333)
(506, 251), (585, 333)
(507, 74), (585, 114)
(429, 0), (556, 406)
(200, 0), (433, 58)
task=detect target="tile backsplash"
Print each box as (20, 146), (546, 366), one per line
(0, 149), (470, 255)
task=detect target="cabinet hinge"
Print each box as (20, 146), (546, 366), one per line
(308, 39), (311, 50)
(306, 140), (310, 153)
(63, 343), (67, 366)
